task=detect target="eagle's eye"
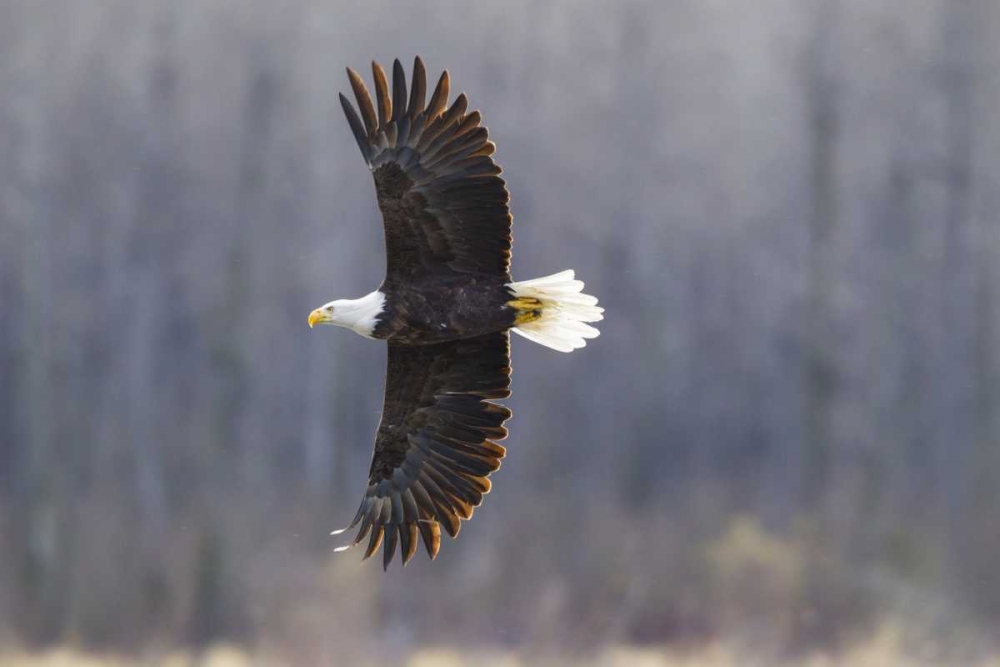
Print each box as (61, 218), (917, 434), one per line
(326, 305), (335, 313)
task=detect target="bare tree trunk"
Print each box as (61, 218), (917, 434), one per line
(958, 0), (1000, 620)
(800, 0), (840, 517)
(9, 34), (68, 644)
(937, 0), (977, 570)
(793, 1), (845, 650)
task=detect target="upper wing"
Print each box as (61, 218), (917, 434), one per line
(339, 57), (512, 280)
(333, 332), (512, 569)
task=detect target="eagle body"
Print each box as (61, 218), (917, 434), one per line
(309, 57), (603, 569)
(372, 275), (517, 344)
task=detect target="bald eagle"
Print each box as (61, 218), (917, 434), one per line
(309, 57), (603, 569)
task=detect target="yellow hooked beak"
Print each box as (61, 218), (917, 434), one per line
(308, 308), (330, 328)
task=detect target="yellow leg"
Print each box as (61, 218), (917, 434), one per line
(508, 297), (543, 325)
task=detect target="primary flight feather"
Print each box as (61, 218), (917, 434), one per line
(310, 57), (603, 569)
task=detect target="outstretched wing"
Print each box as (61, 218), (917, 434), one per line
(339, 57), (512, 280)
(333, 332), (512, 569)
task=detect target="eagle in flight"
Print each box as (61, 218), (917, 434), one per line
(309, 57), (603, 569)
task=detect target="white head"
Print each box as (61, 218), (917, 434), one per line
(308, 290), (385, 338)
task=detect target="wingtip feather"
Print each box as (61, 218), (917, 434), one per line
(372, 60), (391, 126)
(391, 58), (407, 123)
(346, 66), (377, 135)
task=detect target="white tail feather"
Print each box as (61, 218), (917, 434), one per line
(508, 270), (603, 352)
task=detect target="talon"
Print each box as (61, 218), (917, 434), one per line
(507, 297), (542, 311)
(509, 297), (543, 325)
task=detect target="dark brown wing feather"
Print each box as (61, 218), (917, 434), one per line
(339, 56), (512, 279)
(336, 332), (511, 569)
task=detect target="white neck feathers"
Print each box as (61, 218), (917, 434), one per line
(328, 291), (385, 338)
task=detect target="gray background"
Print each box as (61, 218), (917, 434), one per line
(1, 0), (999, 662)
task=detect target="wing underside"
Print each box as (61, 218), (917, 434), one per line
(339, 57), (513, 279)
(333, 332), (512, 568)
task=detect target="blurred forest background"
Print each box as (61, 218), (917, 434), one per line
(2, 0), (1000, 664)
